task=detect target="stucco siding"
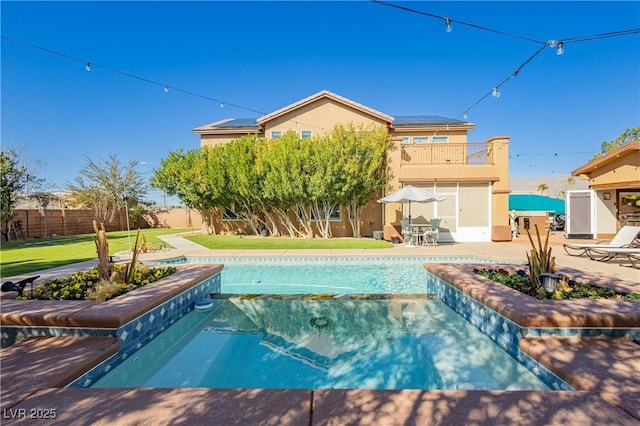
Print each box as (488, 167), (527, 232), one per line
(263, 98), (387, 137)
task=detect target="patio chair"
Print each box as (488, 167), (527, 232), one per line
(423, 218), (442, 246)
(400, 219), (411, 244)
(563, 225), (640, 261)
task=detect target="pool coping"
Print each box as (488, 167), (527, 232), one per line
(0, 264), (222, 330)
(423, 263), (640, 330)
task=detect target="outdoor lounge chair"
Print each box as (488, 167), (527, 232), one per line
(585, 247), (640, 268)
(563, 225), (640, 261)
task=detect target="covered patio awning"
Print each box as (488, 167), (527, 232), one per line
(509, 194), (565, 215)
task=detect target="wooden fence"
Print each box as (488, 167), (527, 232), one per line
(1, 208), (202, 241)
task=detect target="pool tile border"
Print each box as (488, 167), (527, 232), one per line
(425, 273), (573, 391)
(68, 273), (221, 388)
(143, 255), (516, 266)
(1, 326), (116, 347)
(0, 265), (223, 348)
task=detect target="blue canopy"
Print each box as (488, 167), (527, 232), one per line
(509, 194), (565, 215)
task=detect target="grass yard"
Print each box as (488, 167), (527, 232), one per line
(185, 234), (394, 250)
(0, 228), (197, 278)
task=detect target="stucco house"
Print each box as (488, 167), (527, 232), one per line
(194, 90), (511, 242)
(570, 142), (640, 238)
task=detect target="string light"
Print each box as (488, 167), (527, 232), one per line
(3, 7), (639, 126)
(371, 1), (639, 117)
(513, 151), (592, 157)
(444, 17), (452, 33)
(456, 44), (548, 119)
(373, 0), (548, 45)
(163, 85), (169, 93)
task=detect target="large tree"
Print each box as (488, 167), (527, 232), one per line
(0, 148), (39, 240)
(152, 124), (391, 238)
(67, 154), (148, 223)
(258, 131), (313, 237)
(591, 127), (640, 160)
(331, 124), (391, 237)
(151, 147), (228, 234)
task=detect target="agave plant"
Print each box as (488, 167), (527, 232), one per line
(525, 224), (555, 295)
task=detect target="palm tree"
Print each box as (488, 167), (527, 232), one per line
(537, 183), (549, 195)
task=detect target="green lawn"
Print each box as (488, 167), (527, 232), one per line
(185, 234), (394, 250)
(0, 228), (197, 278)
(1, 230), (393, 278)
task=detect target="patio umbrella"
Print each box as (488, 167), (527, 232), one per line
(378, 185), (444, 246)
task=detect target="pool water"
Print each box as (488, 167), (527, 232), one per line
(92, 297), (549, 391)
(220, 261), (433, 294)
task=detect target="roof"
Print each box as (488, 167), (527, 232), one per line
(193, 118), (260, 133)
(509, 194), (565, 215)
(392, 115), (467, 126)
(194, 90), (476, 134)
(215, 118), (259, 128)
(572, 142), (640, 176)
(257, 90), (394, 125)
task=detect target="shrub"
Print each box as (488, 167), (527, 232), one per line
(20, 265), (176, 301)
(86, 280), (123, 301)
(474, 267), (639, 300)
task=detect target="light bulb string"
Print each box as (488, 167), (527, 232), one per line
(0, 37), (376, 133)
(456, 44), (547, 119)
(509, 155), (562, 174)
(371, 0), (547, 45)
(0, 35), (267, 117)
(3, 12), (639, 127)
(512, 151), (594, 157)
(371, 1), (639, 120)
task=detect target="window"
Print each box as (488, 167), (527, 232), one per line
(433, 136), (449, 144)
(413, 136), (429, 144)
(301, 130), (312, 139)
(270, 130), (282, 139)
(401, 136), (410, 145)
(222, 205), (244, 221)
(311, 205), (342, 221)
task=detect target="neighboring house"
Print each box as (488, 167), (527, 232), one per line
(194, 90), (511, 242)
(571, 142), (640, 238)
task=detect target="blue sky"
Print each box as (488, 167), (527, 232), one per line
(2, 1), (639, 202)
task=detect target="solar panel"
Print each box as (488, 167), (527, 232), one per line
(216, 118), (259, 128)
(392, 115), (465, 126)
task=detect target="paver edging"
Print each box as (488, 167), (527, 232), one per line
(424, 263), (640, 329)
(0, 264), (223, 347)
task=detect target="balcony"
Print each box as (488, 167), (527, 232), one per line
(400, 143), (492, 166)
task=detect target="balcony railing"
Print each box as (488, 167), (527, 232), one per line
(400, 143), (492, 166)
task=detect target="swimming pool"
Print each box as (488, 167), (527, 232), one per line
(92, 296), (549, 391)
(146, 256), (506, 294)
(221, 261), (432, 294)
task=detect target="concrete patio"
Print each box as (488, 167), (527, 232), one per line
(1, 232), (638, 425)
